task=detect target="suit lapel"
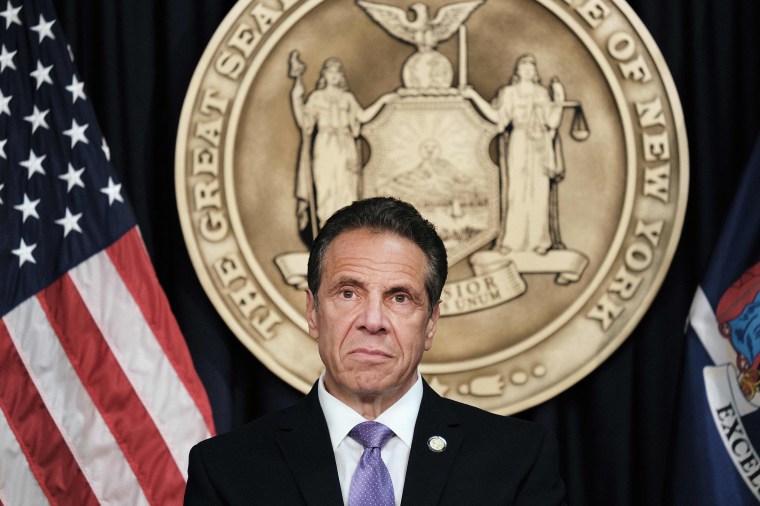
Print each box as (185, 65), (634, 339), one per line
(274, 386), (344, 505)
(401, 381), (463, 505)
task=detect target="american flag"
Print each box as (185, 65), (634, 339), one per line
(0, 1), (215, 504)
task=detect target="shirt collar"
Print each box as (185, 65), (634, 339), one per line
(318, 373), (423, 450)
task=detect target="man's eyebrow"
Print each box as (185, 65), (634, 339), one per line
(329, 276), (366, 290)
(385, 284), (413, 294)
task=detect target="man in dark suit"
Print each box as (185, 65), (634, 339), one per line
(185, 197), (565, 505)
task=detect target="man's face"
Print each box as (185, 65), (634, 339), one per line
(306, 229), (439, 407)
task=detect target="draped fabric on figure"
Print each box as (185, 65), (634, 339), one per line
(301, 88), (362, 225)
(492, 57), (563, 254)
(290, 56), (395, 233)
(291, 58), (362, 232)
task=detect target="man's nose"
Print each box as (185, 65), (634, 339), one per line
(358, 295), (386, 334)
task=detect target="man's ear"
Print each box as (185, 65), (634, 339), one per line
(305, 289), (319, 340)
(424, 302), (440, 351)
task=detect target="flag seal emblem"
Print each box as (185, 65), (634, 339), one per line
(718, 263), (760, 400)
(696, 262), (760, 499)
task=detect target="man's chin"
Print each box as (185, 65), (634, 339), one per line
(350, 371), (415, 398)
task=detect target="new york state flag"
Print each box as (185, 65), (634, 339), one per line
(670, 135), (760, 504)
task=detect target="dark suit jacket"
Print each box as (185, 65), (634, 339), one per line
(185, 381), (565, 505)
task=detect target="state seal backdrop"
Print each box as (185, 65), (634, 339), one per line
(175, 0), (688, 414)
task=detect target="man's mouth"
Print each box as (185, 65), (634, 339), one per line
(349, 348), (392, 361)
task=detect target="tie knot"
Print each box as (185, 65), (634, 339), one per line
(349, 421), (395, 449)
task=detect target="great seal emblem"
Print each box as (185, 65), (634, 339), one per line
(175, 0), (688, 413)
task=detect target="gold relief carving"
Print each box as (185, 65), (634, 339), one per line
(176, 0), (688, 413)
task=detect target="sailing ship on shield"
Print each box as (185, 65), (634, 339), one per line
(276, 0), (590, 315)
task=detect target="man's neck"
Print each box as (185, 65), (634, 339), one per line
(323, 375), (416, 420)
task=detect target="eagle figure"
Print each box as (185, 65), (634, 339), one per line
(356, 0), (484, 52)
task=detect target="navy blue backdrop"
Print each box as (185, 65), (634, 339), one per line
(53, 1), (760, 504)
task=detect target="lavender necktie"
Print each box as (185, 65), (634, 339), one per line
(348, 421), (396, 506)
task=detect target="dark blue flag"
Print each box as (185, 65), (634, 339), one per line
(670, 135), (760, 504)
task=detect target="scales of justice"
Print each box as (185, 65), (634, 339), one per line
(281, 0), (591, 312)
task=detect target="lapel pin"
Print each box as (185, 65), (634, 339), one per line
(427, 435), (447, 453)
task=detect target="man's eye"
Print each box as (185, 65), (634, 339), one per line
(341, 290), (354, 299)
(393, 294), (408, 303)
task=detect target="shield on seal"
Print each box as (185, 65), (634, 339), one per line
(361, 94), (500, 266)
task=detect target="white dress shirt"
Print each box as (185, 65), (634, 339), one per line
(318, 373), (423, 506)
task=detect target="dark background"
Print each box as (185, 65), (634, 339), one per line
(52, 1), (760, 504)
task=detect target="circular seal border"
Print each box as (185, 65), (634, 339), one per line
(175, 0), (688, 414)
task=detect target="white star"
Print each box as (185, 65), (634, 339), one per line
(59, 163), (85, 192)
(55, 207), (83, 237)
(13, 193), (40, 223)
(63, 119), (89, 148)
(30, 61), (53, 89)
(0, 45), (16, 72)
(101, 177), (124, 205)
(66, 75), (86, 103)
(0, 183), (4, 204)
(0, 2), (22, 29)
(0, 89), (11, 116)
(19, 150), (46, 179)
(0, 138), (6, 159)
(23, 105), (50, 133)
(102, 138), (110, 161)
(30, 15), (55, 43)
(12, 239), (36, 267)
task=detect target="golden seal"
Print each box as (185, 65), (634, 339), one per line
(175, 0), (688, 414)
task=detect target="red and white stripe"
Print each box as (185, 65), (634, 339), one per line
(0, 228), (215, 505)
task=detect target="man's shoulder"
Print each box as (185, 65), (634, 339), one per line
(409, 388), (564, 504)
(184, 392), (341, 504)
(193, 396), (314, 457)
(427, 389), (550, 442)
